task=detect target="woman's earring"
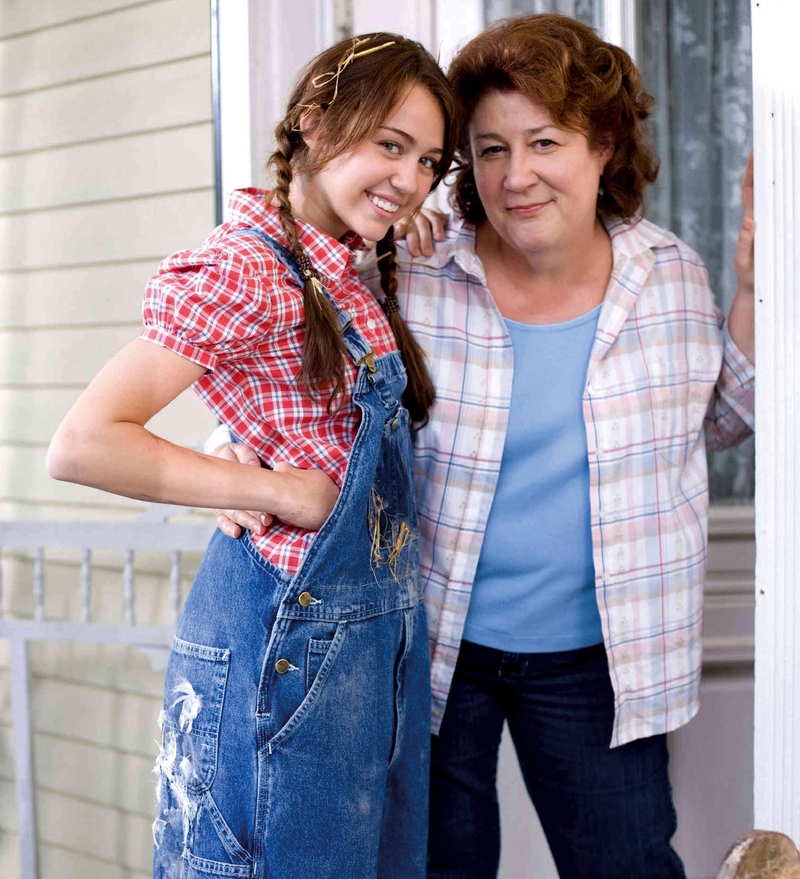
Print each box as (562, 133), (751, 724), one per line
(598, 176), (605, 197)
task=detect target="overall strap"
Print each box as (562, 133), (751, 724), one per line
(233, 228), (401, 412)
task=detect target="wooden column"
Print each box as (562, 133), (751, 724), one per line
(752, 0), (800, 841)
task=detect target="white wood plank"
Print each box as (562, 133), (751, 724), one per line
(0, 325), (140, 385)
(0, 500), (147, 521)
(0, 387), (216, 446)
(0, 262), (156, 329)
(31, 676), (161, 755)
(37, 844), (150, 879)
(0, 123), (213, 213)
(0, 779), (17, 830)
(29, 641), (171, 698)
(0, 445), (220, 510)
(0, 56), (211, 155)
(0, 446), (147, 510)
(33, 733), (154, 815)
(0, 724), (11, 775)
(0, 0), (209, 97)
(0, 189), (214, 271)
(0, 0), (147, 39)
(0, 828), (18, 877)
(36, 787), (153, 873)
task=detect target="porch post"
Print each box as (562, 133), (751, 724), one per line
(751, 0), (800, 840)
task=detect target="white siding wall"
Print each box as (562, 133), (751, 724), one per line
(0, 1), (217, 875)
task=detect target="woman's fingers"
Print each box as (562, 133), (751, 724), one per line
(214, 508), (273, 538)
(394, 208), (449, 258)
(741, 151), (754, 219)
(734, 152), (755, 292)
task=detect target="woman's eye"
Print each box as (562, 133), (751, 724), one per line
(535, 139), (556, 148)
(419, 156), (437, 170)
(381, 141), (401, 154)
(478, 145), (504, 158)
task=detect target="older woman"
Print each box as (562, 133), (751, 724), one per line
(214, 13), (755, 879)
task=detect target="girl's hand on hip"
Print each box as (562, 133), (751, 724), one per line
(210, 442), (339, 536)
(271, 462), (339, 531)
(210, 441), (271, 538)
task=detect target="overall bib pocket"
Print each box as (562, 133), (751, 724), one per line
(261, 620), (348, 749)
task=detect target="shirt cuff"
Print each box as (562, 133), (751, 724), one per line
(721, 322), (755, 386)
(720, 321), (756, 430)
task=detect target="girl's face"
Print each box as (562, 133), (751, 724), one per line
(469, 90), (611, 259)
(297, 84), (446, 241)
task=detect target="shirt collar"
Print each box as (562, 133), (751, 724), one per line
(225, 188), (366, 281)
(395, 212), (674, 286)
(602, 214), (676, 259)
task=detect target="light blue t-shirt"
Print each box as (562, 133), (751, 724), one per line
(462, 304), (604, 653)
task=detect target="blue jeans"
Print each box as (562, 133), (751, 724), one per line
(152, 336), (430, 877)
(428, 641), (686, 879)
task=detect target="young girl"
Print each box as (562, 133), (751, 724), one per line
(46, 33), (458, 879)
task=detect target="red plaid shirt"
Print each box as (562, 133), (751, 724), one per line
(140, 188), (398, 575)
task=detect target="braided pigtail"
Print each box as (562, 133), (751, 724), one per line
(376, 227), (435, 424)
(268, 124), (347, 411)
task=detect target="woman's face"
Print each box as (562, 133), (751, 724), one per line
(469, 90), (611, 259)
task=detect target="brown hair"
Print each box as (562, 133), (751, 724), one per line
(448, 13), (659, 223)
(267, 33), (460, 423)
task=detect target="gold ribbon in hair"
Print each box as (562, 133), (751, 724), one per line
(309, 37), (396, 108)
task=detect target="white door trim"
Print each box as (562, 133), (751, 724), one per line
(751, 0), (800, 840)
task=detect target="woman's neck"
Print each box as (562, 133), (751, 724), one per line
(475, 216), (613, 324)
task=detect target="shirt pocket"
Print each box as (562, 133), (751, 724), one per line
(646, 359), (691, 466)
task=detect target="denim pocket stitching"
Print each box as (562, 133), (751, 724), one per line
(202, 789), (254, 866)
(161, 638), (231, 794)
(266, 622), (348, 750)
(184, 850), (252, 877)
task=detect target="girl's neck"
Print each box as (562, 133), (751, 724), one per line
(286, 176), (348, 241)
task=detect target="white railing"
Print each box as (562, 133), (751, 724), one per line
(0, 505), (215, 879)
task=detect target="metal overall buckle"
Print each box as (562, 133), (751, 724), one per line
(357, 349), (377, 374)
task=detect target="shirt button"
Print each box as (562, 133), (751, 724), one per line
(367, 318), (377, 329)
(275, 659), (291, 674)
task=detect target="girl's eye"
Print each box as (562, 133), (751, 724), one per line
(381, 141), (401, 154)
(419, 156), (437, 170)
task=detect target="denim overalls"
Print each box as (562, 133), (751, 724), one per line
(152, 231), (430, 879)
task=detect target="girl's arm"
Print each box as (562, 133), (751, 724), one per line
(46, 339), (339, 530)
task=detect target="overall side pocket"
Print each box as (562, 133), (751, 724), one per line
(160, 637), (231, 793)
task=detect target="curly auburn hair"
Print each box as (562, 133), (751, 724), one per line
(267, 34), (460, 423)
(448, 13), (659, 223)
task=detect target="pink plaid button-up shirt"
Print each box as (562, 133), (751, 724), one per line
(360, 215), (755, 746)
